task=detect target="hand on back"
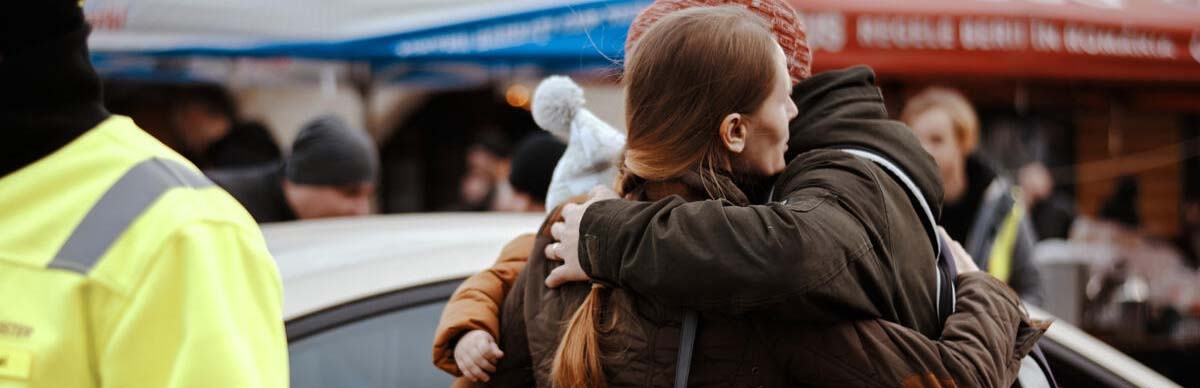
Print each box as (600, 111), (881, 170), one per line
(544, 186), (619, 288)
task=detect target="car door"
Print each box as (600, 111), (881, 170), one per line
(286, 279), (462, 388)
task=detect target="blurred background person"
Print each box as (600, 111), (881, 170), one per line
(168, 84), (238, 164)
(901, 86), (1044, 305)
(982, 117), (1078, 241)
(207, 115), (377, 223)
(450, 130), (513, 211)
(165, 84), (283, 168)
(106, 82), (281, 169)
(494, 132), (566, 212)
(1019, 161), (1077, 241)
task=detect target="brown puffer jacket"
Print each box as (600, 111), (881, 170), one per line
(432, 233), (537, 377)
(483, 174), (1046, 387)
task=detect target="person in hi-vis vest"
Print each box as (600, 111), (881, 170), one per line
(902, 86), (1044, 306)
(0, 2), (288, 387)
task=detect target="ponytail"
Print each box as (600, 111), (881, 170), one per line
(551, 284), (617, 388)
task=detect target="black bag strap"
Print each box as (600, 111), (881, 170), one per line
(937, 233), (959, 324)
(675, 310), (699, 388)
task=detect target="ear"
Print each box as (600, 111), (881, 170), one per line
(720, 113), (747, 153)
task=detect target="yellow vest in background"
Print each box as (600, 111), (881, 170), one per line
(0, 116), (288, 388)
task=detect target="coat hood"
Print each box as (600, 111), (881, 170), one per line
(786, 65), (944, 220)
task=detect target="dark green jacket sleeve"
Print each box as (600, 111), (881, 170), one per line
(578, 152), (888, 320)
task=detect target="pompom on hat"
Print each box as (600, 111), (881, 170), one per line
(532, 76), (626, 211)
(625, 0), (812, 84)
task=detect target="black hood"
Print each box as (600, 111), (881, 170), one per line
(1, 1), (110, 178)
(786, 65), (944, 220)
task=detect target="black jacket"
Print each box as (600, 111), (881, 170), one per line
(206, 163), (297, 223)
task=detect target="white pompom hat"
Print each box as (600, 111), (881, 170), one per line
(532, 75), (626, 211)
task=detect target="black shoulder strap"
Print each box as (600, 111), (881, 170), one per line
(675, 310), (699, 388)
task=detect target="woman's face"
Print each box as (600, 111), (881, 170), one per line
(737, 43), (798, 177)
(909, 108), (968, 202)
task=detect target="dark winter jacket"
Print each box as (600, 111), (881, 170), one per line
(488, 172), (1046, 387)
(206, 162), (297, 223)
(575, 66), (947, 336)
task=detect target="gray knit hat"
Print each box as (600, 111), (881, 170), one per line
(285, 115), (378, 186)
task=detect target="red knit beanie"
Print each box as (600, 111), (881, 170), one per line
(625, 0), (812, 84)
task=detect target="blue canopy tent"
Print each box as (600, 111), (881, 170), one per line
(87, 0), (650, 85)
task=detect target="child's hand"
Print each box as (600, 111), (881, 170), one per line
(455, 329), (504, 382)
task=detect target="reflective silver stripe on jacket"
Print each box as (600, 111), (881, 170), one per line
(838, 148), (953, 315)
(48, 158), (214, 274)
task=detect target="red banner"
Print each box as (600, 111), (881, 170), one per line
(791, 0), (1200, 82)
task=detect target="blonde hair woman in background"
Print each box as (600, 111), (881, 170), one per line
(902, 86), (1045, 305)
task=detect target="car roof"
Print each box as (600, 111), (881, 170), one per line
(262, 212), (545, 320)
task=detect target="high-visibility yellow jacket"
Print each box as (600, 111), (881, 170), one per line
(0, 116), (288, 388)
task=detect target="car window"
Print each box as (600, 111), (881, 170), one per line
(1036, 340), (1137, 388)
(289, 301), (453, 388)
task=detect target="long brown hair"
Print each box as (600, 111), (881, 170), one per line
(550, 6), (780, 388)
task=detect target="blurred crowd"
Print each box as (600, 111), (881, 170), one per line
(113, 76), (1200, 338)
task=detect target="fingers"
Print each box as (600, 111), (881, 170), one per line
(544, 242), (562, 261)
(550, 222), (566, 241)
(477, 341), (499, 371)
(457, 353), (488, 382)
(458, 347), (496, 382)
(545, 266), (568, 288)
(455, 331), (502, 382)
(489, 343), (505, 360)
(464, 362), (490, 382)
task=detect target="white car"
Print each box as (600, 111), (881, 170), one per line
(265, 213), (1180, 388)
